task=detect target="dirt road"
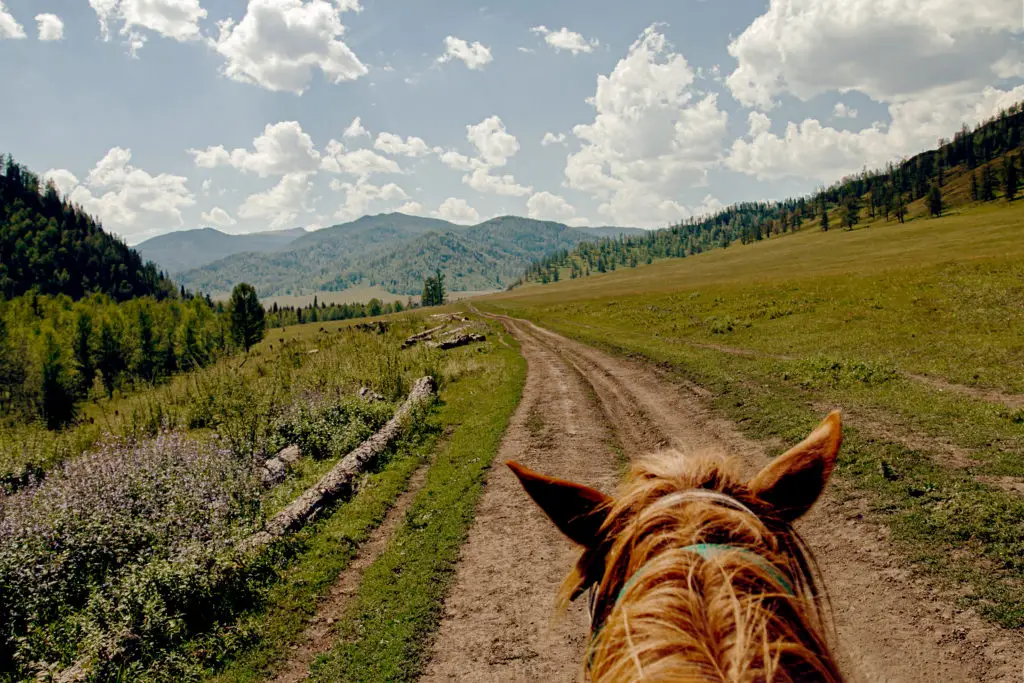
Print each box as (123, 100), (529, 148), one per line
(420, 315), (1023, 682)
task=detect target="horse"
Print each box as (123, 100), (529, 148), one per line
(507, 412), (845, 682)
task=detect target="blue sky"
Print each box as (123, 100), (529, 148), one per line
(1, 0), (1022, 243)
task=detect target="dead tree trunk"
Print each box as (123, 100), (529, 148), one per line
(238, 375), (437, 555)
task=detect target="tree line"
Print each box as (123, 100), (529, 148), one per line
(524, 101), (1024, 285)
(1, 155), (176, 301)
(0, 291), (234, 428)
(264, 295), (409, 328)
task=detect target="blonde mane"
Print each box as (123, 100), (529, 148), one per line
(561, 451), (843, 682)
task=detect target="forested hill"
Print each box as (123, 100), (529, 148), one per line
(177, 213), (644, 297)
(0, 155), (175, 302)
(524, 101), (1024, 284)
(136, 226), (308, 274)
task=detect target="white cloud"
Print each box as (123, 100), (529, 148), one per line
(530, 25), (598, 55)
(212, 0), (367, 94)
(727, 85), (1024, 182)
(437, 35), (492, 70)
(541, 132), (567, 146)
(330, 179), (409, 219)
(42, 169), (79, 196)
(188, 121), (321, 177)
(564, 25), (729, 226)
(321, 145), (401, 177)
(0, 2), (25, 38)
(466, 115), (519, 167)
(438, 149), (475, 171)
(833, 102), (858, 119)
(201, 178), (212, 194)
(517, 46), (535, 54)
(343, 116), (369, 139)
(35, 14), (63, 41)
(433, 197), (480, 224)
(374, 132), (431, 157)
(44, 148), (195, 241)
(238, 172), (313, 228)
(462, 168), (532, 196)
(726, 0), (1022, 110)
(527, 191), (577, 221)
(396, 200), (424, 215)
(89, 0), (206, 52)
(201, 206), (237, 228)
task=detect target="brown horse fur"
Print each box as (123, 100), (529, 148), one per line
(508, 411), (845, 682)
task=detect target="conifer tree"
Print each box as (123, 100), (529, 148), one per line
(927, 184), (943, 217)
(229, 283), (266, 351)
(1003, 156), (1017, 202)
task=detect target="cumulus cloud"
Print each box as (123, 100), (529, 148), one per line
(564, 25), (729, 226)
(321, 144), (402, 178)
(833, 102), (858, 119)
(541, 132), (567, 146)
(189, 121), (321, 177)
(43, 148), (195, 241)
(527, 191), (577, 221)
(433, 197), (480, 224)
(437, 36), (492, 70)
(343, 116), (369, 139)
(0, 2), (25, 39)
(727, 85), (1024, 182)
(396, 200), (424, 215)
(463, 167), (532, 196)
(726, 0), (1022, 110)
(89, 0), (205, 54)
(330, 179), (409, 219)
(36, 14), (64, 41)
(212, 0), (367, 94)
(237, 172), (313, 228)
(467, 115), (519, 167)
(201, 206), (237, 228)
(530, 25), (598, 55)
(438, 149), (475, 171)
(374, 132), (432, 157)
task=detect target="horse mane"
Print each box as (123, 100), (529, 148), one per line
(559, 450), (844, 682)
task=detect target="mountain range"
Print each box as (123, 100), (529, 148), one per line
(136, 226), (308, 274)
(165, 214), (644, 297)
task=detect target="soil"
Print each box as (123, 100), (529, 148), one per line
(268, 462), (432, 683)
(418, 314), (1024, 683)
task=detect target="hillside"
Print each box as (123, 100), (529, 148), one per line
(523, 102), (1024, 285)
(136, 226), (307, 274)
(0, 155), (175, 301)
(176, 213), (643, 297)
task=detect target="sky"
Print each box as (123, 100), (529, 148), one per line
(1, 0), (1022, 244)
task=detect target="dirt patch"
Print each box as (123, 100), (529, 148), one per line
(419, 318), (621, 682)
(904, 373), (1024, 410)
(976, 475), (1024, 496)
(269, 462), (432, 683)
(422, 313), (1024, 682)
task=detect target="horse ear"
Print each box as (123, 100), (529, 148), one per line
(507, 461), (611, 548)
(749, 411), (842, 522)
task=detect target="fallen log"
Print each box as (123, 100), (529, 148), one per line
(260, 444), (302, 486)
(401, 323), (447, 348)
(238, 376), (437, 555)
(429, 333), (486, 350)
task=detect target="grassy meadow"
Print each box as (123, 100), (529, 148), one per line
(479, 200), (1024, 627)
(0, 308), (512, 681)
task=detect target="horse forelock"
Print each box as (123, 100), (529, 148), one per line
(559, 449), (843, 683)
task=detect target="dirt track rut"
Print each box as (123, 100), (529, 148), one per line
(420, 315), (1023, 682)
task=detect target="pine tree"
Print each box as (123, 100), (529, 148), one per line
(981, 165), (996, 201)
(970, 172), (979, 201)
(229, 283), (266, 351)
(927, 184), (943, 217)
(842, 197), (860, 230)
(97, 318), (124, 397)
(72, 311), (95, 396)
(1003, 155), (1018, 202)
(820, 206), (829, 232)
(39, 331), (77, 429)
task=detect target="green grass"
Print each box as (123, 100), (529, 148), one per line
(307, 324), (526, 682)
(479, 200), (1024, 628)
